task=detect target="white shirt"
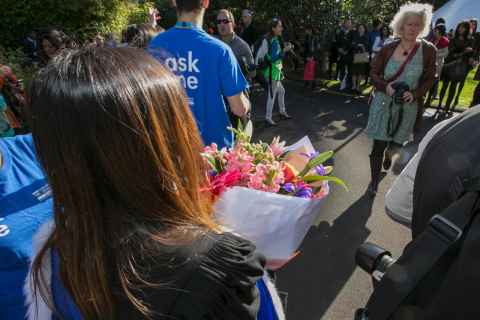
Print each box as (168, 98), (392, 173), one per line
(385, 117), (457, 225)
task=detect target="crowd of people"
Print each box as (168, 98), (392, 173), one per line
(0, 0), (480, 319)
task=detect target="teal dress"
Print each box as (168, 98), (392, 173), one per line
(366, 47), (424, 144)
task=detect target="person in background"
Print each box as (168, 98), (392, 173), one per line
(470, 19), (480, 52)
(105, 33), (118, 48)
(366, 3), (436, 196)
(216, 9), (255, 127)
(149, 7), (165, 33)
(437, 20), (474, 117)
(255, 18), (293, 126)
(367, 19), (383, 84)
(426, 17), (446, 42)
(124, 24), (160, 49)
(22, 31), (39, 65)
(26, 47), (267, 320)
(452, 18), (479, 108)
(471, 66), (480, 107)
(371, 25), (394, 58)
(337, 19), (354, 91)
(303, 25), (320, 89)
(39, 29), (67, 65)
(148, 0), (250, 148)
(0, 93), (14, 137)
(0, 133), (53, 319)
(426, 24), (449, 110)
(0, 65), (26, 134)
(351, 23), (370, 94)
(65, 37), (78, 49)
(447, 28), (454, 40)
(241, 9), (259, 48)
(368, 19), (383, 53)
(328, 25), (340, 79)
(217, 9), (255, 80)
(94, 34), (105, 47)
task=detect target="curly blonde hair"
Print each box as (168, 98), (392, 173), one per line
(390, 2), (433, 39)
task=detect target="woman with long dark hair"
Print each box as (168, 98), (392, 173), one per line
(255, 18), (293, 126)
(437, 20), (474, 117)
(39, 29), (67, 64)
(26, 47), (266, 319)
(351, 23), (370, 94)
(123, 23), (160, 49)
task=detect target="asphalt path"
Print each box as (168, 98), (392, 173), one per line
(251, 80), (440, 320)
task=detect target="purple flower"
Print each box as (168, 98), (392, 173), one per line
(315, 165), (327, 176)
(282, 183), (295, 193)
(295, 186), (313, 198)
(301, 151), (319, 160)
(208, 170), (217, 177)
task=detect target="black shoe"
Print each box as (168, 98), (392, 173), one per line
(383, 155), (392, 171)
(265, 119), (277, 127)
(367, 182), (378, 197)
(369, 155), (383, 197)
(279, 113), (292, 120)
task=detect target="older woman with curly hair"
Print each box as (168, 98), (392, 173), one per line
(366, 3), (437, 196)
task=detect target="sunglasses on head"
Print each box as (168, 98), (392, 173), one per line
(217, 19), (231, 25)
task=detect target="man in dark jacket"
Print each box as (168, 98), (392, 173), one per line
(337, 19), (354, 90)
(240, 9), (259, 48)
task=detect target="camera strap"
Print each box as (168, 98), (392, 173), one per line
(385, 42), (421, 83)
(365, 179), (480, 319)
(368, 42), (420, 106)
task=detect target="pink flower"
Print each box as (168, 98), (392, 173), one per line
(269, 137), (286, 157)
(203, 143), (218, 155)
(225, 145), (254, 178)
(209, 169), (242, 196)
(246, 162), (285, 193)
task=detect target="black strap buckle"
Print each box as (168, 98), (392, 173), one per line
(429, 214), (463, 243)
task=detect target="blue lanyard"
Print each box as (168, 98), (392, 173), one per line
(175, 21), (203, 32)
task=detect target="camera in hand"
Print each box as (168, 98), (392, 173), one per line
(391, 82), (410, 105)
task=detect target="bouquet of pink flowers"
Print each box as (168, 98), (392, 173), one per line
(202, 122), (345, 199)
(202, 122), (346, 266)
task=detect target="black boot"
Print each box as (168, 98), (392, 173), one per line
(368, 155), (383, 197)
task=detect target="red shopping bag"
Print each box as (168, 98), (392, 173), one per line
(303, 58), (316, 81)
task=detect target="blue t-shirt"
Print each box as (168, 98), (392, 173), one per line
(148, 24), (248, 148)
(0, 134), (53, 319)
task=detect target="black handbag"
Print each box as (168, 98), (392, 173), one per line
(443, 59), (468, 82)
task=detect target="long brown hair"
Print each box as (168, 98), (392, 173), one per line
(27, 47), (216, 319)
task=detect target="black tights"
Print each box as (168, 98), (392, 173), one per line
(370, 140), (401, 158)
(369, 140), (402, 191)
(439, 79), (460, 113)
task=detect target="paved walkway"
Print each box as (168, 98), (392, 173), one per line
(251, 80), (441, 320)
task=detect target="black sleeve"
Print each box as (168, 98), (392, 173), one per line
(167, 233), (265, 319)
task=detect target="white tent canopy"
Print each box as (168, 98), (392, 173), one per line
(433, 0), (480, 32)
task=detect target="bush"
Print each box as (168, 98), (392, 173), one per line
(0, 47), (36, 86)
(0, 0), (154, 47)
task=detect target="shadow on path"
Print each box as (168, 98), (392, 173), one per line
(278, 194), (375, 319)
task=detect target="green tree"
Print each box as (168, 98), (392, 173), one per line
(0, 0), (154, 47)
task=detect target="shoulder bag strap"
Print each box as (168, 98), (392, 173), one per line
(365, 178), (480, 320)
(385, 42), (421, 83)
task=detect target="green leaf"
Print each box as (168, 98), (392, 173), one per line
(299, 151), (334, 177)
(303, 175), (348, 191)
(201, 153), (219, 171)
